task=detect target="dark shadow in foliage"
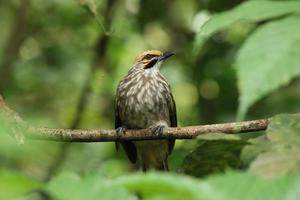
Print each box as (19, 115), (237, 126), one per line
(181, 139), (248, 177)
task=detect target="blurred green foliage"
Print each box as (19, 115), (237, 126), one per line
(1, 0), (300, 199)
(0, 168), (42, 200)
(46, 171), (300, 200)
(194, 0), (300, 119)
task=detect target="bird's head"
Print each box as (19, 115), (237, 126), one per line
(132, 50), (175, 71)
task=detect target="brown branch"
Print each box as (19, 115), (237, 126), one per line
(28, 119), (269, 142)
(1, 94), (299, 143)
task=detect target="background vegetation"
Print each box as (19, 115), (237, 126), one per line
(0, 0), (300, 199)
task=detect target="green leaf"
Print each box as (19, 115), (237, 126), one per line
(117, 171), (300, 200)
(115, 172), (203, 200)
(46, 172), (133, 200)
(246, 114), (300, 178)
(194, 0), (300, 52)
(46, 171), (300, 200)
(267, 114), (300, 142)
(47, 172), (203, 200)
(0, 104), (26, 144)
(237, 16), (300, 119)
(181, 139), (248, 177)
(249, 147), (300, 178)
(0, 168), (42, 200)
(240, 135), (271, 167)
(202, 171), (300, 200)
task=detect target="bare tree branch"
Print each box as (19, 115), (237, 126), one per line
(2, 94), (294, 143)
(29, 119), (269, 142)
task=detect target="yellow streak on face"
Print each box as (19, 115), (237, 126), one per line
(135, 50), (162, 64)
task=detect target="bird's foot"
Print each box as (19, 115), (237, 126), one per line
(116, 126), (127, 137)
(150, 125), (166, 136)
(115, 126), (127, 152)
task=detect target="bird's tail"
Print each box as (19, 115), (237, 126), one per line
(158, 159), (169, 171)
(141, 158), (169, 172)
(136, 140), (170, 172)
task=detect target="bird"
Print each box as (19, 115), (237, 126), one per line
(115, 50), (177, 171)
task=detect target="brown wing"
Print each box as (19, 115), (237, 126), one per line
(115, 95), (137, 163)
(167, 92), (177, 154)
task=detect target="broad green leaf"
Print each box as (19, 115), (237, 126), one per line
(46, 172), (133, 200)
(267, 114), (300, 142)
(194, 0), (300, 52)
(0, 100), (27, 144)
(115, 172), (203, 200)
(181, 139), (248, 177)
(202, 171), (300, 200)
(246, 114), (300, 178)
(192, 115), (300, 178)
(237, 16), (300, 119)
(116, 171), (300, 200)
(181, 132), (264, 177)
(240, 135), (271, 167)
(249, 147), (300, 178)
(0, 168), (42, 200)
(47, 172), (203, 200)
(46, 171), (300, 200)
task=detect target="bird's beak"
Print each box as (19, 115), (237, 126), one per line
(158, 51), (175, 62)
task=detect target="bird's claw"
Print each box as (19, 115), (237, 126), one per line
(116, 126), (127, 137)
(150, 125), (165, 136)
